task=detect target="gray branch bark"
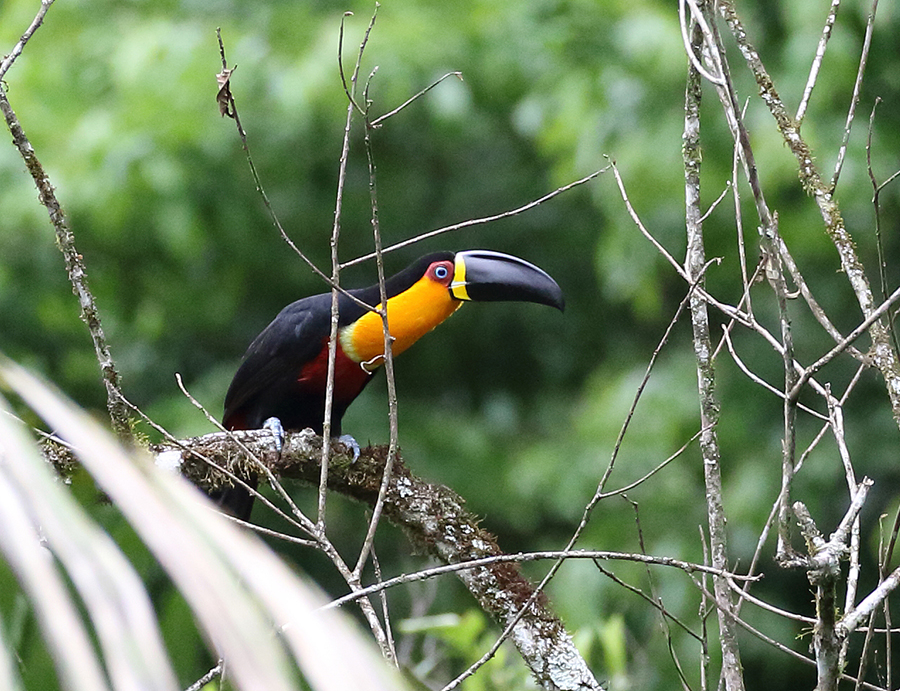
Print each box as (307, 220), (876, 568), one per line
(683, 13), (745, 691)
(152, 429), (601, 691)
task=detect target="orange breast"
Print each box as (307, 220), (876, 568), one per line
(339, 275), (462, 368)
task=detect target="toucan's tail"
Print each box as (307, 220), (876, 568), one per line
(208, 475), (258, 522)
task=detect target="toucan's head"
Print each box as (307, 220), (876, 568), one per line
(341, 250), (564, 366)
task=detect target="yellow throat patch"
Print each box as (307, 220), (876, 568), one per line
(339, 274), (463, 370)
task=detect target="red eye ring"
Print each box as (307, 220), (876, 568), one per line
(428, 261), (453, 284)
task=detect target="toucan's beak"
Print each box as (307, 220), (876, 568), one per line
(449, 250), (565, 311)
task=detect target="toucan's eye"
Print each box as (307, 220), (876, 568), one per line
(429, 262), (452, 284)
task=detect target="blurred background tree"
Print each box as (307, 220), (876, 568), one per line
(1, 0), (899, 689)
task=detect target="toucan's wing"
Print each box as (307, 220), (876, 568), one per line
(223, 294), (331, 428)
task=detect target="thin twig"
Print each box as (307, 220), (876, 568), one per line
(172, 373), (318, 538)
(699, 182), (732, 223)
(796, 0), (841, 124)
(324, 548), (756, 612)
(789, 283), (900, 400)
(778, 237), (866, 363)
(184, 661), (223, 691)
(626, 498), (696, 689)
(611, 159), (690, 283)
(354, 31), (402, 582)
(342, 167), (609, 267)
(853, 611), (878, 691)
(594, 428), (703, 501)
(594, 561), (702, 641)
(724, 578), (814, 625)
(826, 396), (861, 645)
(370, 549), (397, 664)
(318, 10), (370, 530)
(866, 97), (900, 366)
(678, 0), (726, 85)
(830, 0), (878, 189)
(880, 512), (897, 691)
(731, 103), (753, 318)
(217, 32), (325, 289)
(720, 326), (828, 422)
(698, 525), (711, 691)
(337, 12), (367, 117)
(370, 71), (463, 127)
(0, 0), (54, 81)
(839, 547), (900, 638)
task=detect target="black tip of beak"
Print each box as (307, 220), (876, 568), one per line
(452, 250), (565, 311)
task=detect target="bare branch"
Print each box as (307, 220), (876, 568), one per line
(716, 0), (900, 429)
(683, 13), (744, 688)
(793, 478), (874, 691)
(830, 0), (879, 189)
(594, 561), (703, 642)
(0, 80), (131, 443)
(327, 549), (757, 613)
(796, 0), (841, 124)
(153, 431), (601, 690)
(354, 44), (401, 580)
(0, 0), (54, 81)
(184, 661), (223, 691)
(370, 71), (463, 127)
(343, 168), (608, 267)
(790, 283), (900, 400)
(688, 578), (887, 691)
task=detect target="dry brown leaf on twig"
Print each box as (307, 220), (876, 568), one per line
(216, 66), (236, 118)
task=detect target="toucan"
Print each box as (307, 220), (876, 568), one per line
(216, 249), (564, 519)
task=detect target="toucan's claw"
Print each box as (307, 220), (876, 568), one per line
(263, 416), (285, 454)
(338, 434), (361, 462)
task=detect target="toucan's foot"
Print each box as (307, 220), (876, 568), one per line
(263, 416), (285, 454)
(338, 434), (361, 462)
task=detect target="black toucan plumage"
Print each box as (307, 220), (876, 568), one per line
(216, 250), (564, 519)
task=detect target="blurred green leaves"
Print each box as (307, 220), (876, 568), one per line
(0, 357), (405, 691)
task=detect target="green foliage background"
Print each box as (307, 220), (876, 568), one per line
(2, 0), (899, 688)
